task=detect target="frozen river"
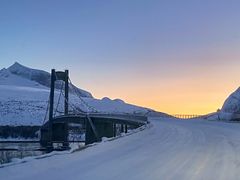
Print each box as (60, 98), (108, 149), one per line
(0, 142), (45, 164)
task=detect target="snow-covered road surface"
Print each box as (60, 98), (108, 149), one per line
(1, 117), (240, 180)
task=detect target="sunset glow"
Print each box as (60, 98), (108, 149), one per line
(1, 1), (240, 115)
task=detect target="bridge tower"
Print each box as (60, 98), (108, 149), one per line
(49, 69), (69, 121)
(41, 69), (69, 148)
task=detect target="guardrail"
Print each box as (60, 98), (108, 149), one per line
(172, 114), (203, 119)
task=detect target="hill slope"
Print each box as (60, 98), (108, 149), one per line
(8, 62), (93, 98)
(205, 87), (240, 121)
(221, 87), (240, 114)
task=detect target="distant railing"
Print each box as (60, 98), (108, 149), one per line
(171, 114), (203, 119)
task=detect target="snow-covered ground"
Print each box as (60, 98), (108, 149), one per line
(1, 117), (240, 180)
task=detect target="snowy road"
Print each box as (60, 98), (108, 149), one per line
(1, 117), (240, 180)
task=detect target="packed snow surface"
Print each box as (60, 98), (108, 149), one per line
(1, 117), (240, 180)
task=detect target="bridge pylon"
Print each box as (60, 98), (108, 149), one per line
(41, 69), (69, 149)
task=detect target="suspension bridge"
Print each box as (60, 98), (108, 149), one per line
(0, 69), (204, 152)
(40, 69), (148, 149)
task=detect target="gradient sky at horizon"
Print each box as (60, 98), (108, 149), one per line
(0, 0), (240, 114)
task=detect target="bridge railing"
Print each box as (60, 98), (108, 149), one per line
(52, 112), (148, 126)
(171, 114), (203, 119)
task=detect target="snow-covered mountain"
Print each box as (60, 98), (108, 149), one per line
(0, 68), (45, 87)
(215, 87), (240, 120)
(8, 62), (51, 87)
(0, 62), (164, 126)
(205, 87), (240, 121)
(7, 62), (93, 98)
(221, 87), (240, 114)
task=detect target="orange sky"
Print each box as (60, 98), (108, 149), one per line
(88, 77), (239, 115)
(1, 1), (239, 115)
(74, 50), (240, 115)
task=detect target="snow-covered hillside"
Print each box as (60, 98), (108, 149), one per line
(0, 68), (44, 87)
(0, 62), (163, 126)
(7, 62), (93, 98)
(222, 87), (240, 114)
(204, 87), (240, 121)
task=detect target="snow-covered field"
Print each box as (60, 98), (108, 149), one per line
(1, 117), (240, 180)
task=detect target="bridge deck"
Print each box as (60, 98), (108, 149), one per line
(51, 113), (148, 126)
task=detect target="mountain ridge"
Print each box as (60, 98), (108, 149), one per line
(5, 62), (93, 98)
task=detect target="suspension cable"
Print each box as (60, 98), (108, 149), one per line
(68, 77), (99, 113)
(55, 71), (81, 115)
(44, 71), (100, 122)
(59, 85), (86, 114)
(53, 81), (64, 117)
(42, 94), (50, 125)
